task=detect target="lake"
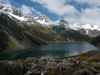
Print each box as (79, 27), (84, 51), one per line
(0, 42), (100, 60)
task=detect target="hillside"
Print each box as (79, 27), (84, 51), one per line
(0, 5), (100, 53)
(0, 12), (67, 53)
(89, 35), (100, 46)
(0, 29), (21, 53)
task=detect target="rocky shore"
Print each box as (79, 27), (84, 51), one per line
(0, 50), (100, 75)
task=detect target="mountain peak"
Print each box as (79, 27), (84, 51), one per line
(0, 5), (23, 17)
(59, 19), (69, 24)
(36, 15), (51, 22)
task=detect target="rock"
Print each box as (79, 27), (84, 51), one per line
(31, 64), (46, 71)
(67, 58), (78, 63)
(0, 61), (12, 75)
(10, 62), (27, 75)
(73, 69), (94, 75)
(97, 62), (100, 67)
(52, 59), (62, 62)
(91, 67), (100, 74)
(25, 71), (41, 75)
(25, 57), (37, 62)
(62, 60), (74, 67)
(88, 56), (100, 60)
(40, 58), (50, 62)
(96, 73), (100, 75)
(47, 62), (58, 69)
(82, 61), (87, 64)
(39, 58), (49, 66)
(60, 66), (74, 72)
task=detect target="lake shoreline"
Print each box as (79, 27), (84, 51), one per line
(0, 50), (100, 75)
(0, 42), (100, 60)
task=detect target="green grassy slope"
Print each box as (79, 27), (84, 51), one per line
(0, 12), (67, 53)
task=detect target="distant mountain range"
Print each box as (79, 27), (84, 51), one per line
(0, 5), (100, 52)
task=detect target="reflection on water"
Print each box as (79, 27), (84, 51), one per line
(0, 42), (100, 60)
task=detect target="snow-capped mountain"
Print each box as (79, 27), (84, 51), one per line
(35, 14), (100, 32)
(0, 5), (38, 25)
(0, 5), (100, 41)
(36, 15), (51, 22)
(0, 5), (67, 52)
(35, 15), (100, 38)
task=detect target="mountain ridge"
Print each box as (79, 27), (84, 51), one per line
(0, 7), (67, 53)
(0, 5), (100, 52)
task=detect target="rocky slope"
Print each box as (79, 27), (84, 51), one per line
(89, 35), (100, 46)
(0, 5), (100, 52)
(35, 15), (100, 41)
(0, 50), (100, 75)
(0, 6), (67, 53)
(1, 5), (100, 41)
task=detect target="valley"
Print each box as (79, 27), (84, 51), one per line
(0, 5), (100, 53)
(0, 5), (100, 75)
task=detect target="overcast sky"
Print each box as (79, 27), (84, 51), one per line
(0, 0), (100, 24)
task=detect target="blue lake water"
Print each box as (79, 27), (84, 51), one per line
(0, 42), (100, 60)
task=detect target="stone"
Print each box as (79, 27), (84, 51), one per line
(73, 69), (94, 75)
(96, 73), (100, 75)
(67, 58), (78, 63)
(25, 71), (41, 75)
(39, 58), (49, 66)
(49, 58), (62, 62)
(0, 61), (12, 75)
(91, 67), (100, 74)
(10, 62), (27, 75)
(97, 62), (100, 67)
(62, 61), (74, 67)
(31, 64), (46, 71)
(60, 66), (74, 72)
(25, 57), (37, 62)
(47, 62), (58, 69)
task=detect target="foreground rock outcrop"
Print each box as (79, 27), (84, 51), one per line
(0, 50), (100, 75)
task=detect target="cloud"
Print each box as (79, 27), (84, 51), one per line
(19, 4), (41, 17)
(74, 0), (100, 7)
(80, 7), (100, 24)
(64, 7), (100, 24)
(0, 0), (11, 6)
(31, 0), (100, 24)
(31, 0), (79, 16)
(0, 0), (41, 17)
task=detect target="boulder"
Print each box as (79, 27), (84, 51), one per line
(62, 61), (74, 67)
(47, 62), (58, 69)
(10, 62), (27, 75)
(50, 59), (62, 62)
(31, 64), (46, 71)
(60, 66), (74, 72)
(91, 67), (100, 74)
(97, 62), (100, 67)
(38, 58), (49, 66)
(66, 58), (78, 63)
(73, 69), (94, 75)
(25, 57), (37, 62)
(25, 71), (41, 75)
(0, 61), (12, 75)
(96, 73), (100, 75)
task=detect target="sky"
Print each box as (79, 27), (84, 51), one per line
(0, 0), (100, 24)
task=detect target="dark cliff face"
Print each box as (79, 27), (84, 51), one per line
(0, 12), (67, 53)
(89, 35), (100, 46)
(50, 25), (90, 41)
